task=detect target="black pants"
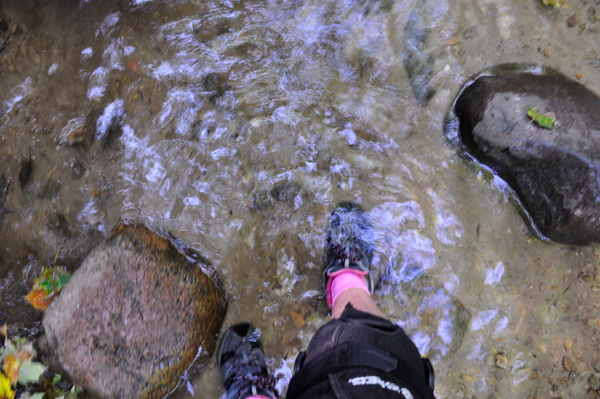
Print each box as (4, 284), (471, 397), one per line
(287, 304), (435, 399)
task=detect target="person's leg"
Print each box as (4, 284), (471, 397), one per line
(331, 286), (385, 319)
(287, 202), (436, 399)
(322, 201), (384, 319)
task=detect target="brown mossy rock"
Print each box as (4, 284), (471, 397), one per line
(448, 64), (600, 245)
(42, 225), (226, 399)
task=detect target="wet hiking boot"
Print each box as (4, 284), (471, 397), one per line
(324, 201), (375, 308)
(217, 323), (278, 399)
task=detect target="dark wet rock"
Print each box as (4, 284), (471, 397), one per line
(45, 211), (71, 237)
(0, 174), (9, 220)
(449, 64), (600, 244)
(42, 225), (226, 399)
(0, 174), (9, 208)
(94, 101), (124, 148)
(35, 178), (61, 199)
(567, 13), (580, 28)
(225, 42), (261, 60)
(18, 157), (33, 189)
(0, 3), (7, 53)
(271, 181), (301, 204)
(71, 162), (84, 179)
(589, 7), (598, 23)
(252, 190), (274, 212)
(462, 26), (477, 41)
(0, 2), (7, 34)
(351, 0), (394, 14)
(402, 0), (448, 106)
(202, 72), (228, 101)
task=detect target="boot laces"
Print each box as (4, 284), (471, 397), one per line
(228, 341), (278, 399)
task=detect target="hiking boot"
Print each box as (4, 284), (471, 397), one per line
(324, 201), (374, 308)
(217, 323), (278, 399)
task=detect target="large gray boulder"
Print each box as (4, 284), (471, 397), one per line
(42, 225), (226, 399)
(448, 64), (600, 244)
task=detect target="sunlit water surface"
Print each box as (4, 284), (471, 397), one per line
(2, 0), (600, 398)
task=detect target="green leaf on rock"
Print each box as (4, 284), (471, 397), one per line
(527, 107), (556, 129)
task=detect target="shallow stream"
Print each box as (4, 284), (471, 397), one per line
(2, 0), (600, 398)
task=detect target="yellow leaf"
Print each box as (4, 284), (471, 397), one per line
(4, 355), (19, 387)
(0, 372), (15, 399)
(24, 289), (54, 311)
(290, 311), (306, 329)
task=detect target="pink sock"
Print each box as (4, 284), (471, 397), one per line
(327, 270), (370, 308)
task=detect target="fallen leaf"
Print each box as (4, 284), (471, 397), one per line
(527, 107), (556, 129)
(542, 0), (567, 8)
(290, 311), (306, 329)
(127, 59), (138, 73)
(462, 373), (474, 382)
(24, 289), (54, 311)
(562, 356), (575, 372)
(20, 393), (45, 399)
(0, 372), (15, 399)
(445, 37), (460, 46)
(17, 360), (46, 386)
(4, 355), (20, 387)
(15, 350), (31, 364)
(25, 267), (71, 311)
(565, 338), (572, 352)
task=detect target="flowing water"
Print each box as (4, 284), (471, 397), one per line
(2, 0), (600, 398)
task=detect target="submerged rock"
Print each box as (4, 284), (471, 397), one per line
(42, 225), (226, 399)
(402, 0), (449, 106)
(448, 64), (600, 244)
(379, 274), (471, 358)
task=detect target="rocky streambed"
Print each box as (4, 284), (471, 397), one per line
(1, 0), (600, 398)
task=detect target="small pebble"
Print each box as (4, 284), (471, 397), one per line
(589, 374), (600, 388)
(589, 7), (598, 23)
(563, 356), (575, 372)
(568, 14), (580, 27)
(565, 338), (572, 352)
(495, 353), (508, 369)
(530, 370), (538, 379)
